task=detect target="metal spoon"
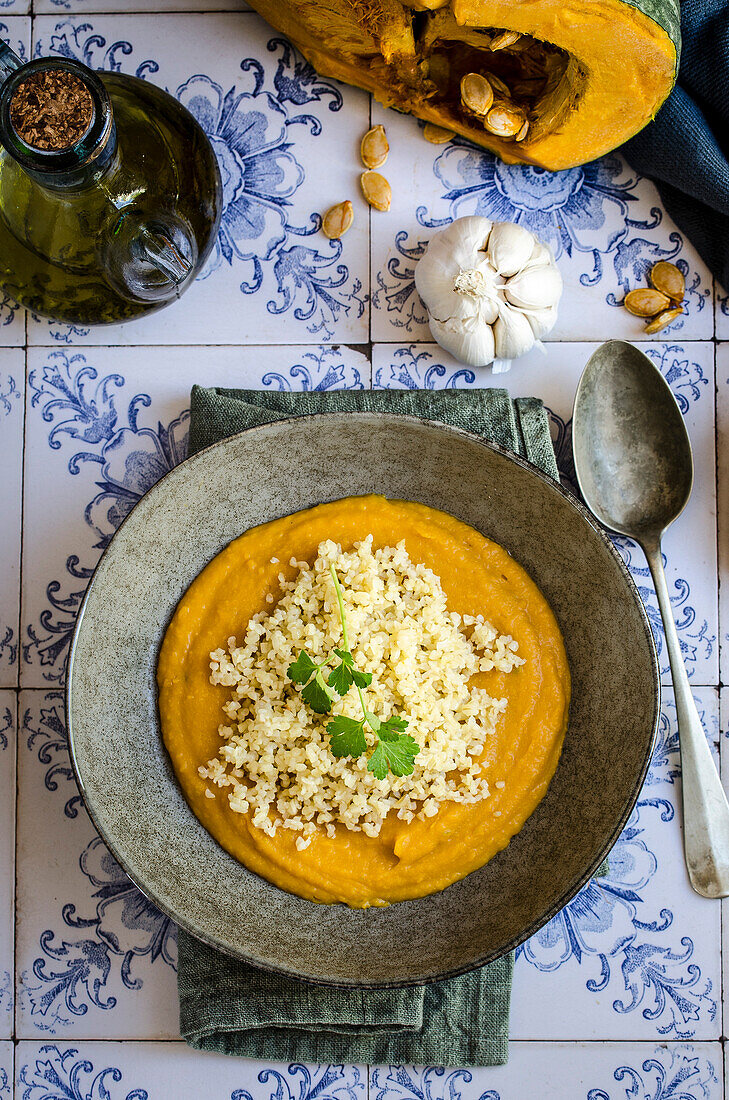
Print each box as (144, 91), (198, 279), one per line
(572, 339), (729, 898)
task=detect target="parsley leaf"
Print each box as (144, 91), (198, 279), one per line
(301, 669), (336, 714)
(288, 650), (318, 685)
(327, 715), (367, 758)
(327, 661), (353, 696)
(287, 561), (420, 776)
(378, 715), (410, 740)
(368, 733), (420, 779)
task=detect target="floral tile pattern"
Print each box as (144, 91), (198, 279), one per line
(10, 1041), (723, 1098)
(16, 690), (180, 1038)
(28, 13), (370, 347)
(716, 344), (729, 685)
(0, 693), (15, 1039)
(3, 1), (727, 1093)
(374, 341), (718, 688)
(36, 0), (249, 12)
(717, 291), (728, 342)
(20, 343), (369, 688)
(369, 104), (714, 346)
(0, 1043), (10, 1100)
(0, 349), (23, 687)
(511, 688), (721, 1040)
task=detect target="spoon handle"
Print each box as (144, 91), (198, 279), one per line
(644, 540), (729, 897)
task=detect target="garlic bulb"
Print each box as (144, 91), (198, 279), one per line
(414, 216), (562, 370)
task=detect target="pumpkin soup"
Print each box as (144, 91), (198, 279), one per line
(157, 495), (570, 907)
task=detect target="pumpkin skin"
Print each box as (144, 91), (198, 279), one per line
(245, 0), (680, 170)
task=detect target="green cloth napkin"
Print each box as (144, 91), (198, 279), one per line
(178, 384), (559, 1067)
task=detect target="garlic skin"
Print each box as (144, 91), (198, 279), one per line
(415, 216), (562, 369)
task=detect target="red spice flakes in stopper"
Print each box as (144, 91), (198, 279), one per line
(10, 68), (94, 151)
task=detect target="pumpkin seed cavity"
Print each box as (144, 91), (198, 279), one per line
(421, 17), (572, 147)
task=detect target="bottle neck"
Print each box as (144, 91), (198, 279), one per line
(0, 57), (117, 191)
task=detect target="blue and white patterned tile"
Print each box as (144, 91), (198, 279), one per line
(718, 688), (729, 1042)
(507, 687), (721, 1041)
(370, 1043), (722, 1099)
(0, 4), (29, 23)
(373, 340), (718, 688)
(36, 0), (249, 12)
(0, 16), (31, 347)
(16, 689), (180, 1038)
(9, 1041), (725, 1099)
(28, 13), (369, 347)
(716, 287), (728, 342)
(370, 107), (713, 345)
(20, 342), (368, 687)
(0, 1043), (10, 1099)
(0, 349), (23, 687)
(16, 1042), (365, 1098)
(0, 693), (15, 1038)
(715, 344), (729, 685)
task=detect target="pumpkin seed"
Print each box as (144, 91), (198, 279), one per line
(485, 72), (511, 98)
(491, 30), (521, 51)
(623, 287), (671, 317)
(360, 124), (389, 169)
(460, 73), (494, 116)
(322, 200), (354, 240)
(360, 170), (391, 212)
(484, 101), (526, 138)
(644, 307), (684, 334)
(423, 121), (455, 144)
(514, 118), (530, 142)
(650, 261), (685, 303)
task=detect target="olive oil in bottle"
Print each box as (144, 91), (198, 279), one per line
(0, 46), (222, 325)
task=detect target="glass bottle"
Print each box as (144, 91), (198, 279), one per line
(0, 44), (222, 325)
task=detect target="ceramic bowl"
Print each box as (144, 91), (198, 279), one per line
(67, 413), (659, 986)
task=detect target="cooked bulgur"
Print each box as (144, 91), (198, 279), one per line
(201, 536), (524, 850)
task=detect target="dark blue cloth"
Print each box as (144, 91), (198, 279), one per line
(622, 0), (729, 292)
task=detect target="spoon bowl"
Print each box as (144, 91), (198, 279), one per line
(573, 340), (729, 899)
(572, 340), (693, 540)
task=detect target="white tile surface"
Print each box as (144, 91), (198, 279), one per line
(10, 1041), (723, 1098)
(28, 13), (370, 347)
(35, 0), (249, 12)
(375, 340), (718, 687)
(16, 690), (179, 1038)
(717, 289), (729, 341)
(716, 343), (729, 685)
(370, 105), (714, 345)
(0, 349), (23, 686)
(0, 1042), (10, 1100)
(3, 3), (726, 1090)
(20, 343), (369, 686)
(511, 688), (721, 1041)
(0, 694), (15, 1039)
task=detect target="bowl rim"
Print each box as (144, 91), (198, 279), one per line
(66, 411), (661, 987)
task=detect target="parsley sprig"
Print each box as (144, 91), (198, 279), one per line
(287, 564), (419, 779)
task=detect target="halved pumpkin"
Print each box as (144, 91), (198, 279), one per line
(246, 0), (680, 170)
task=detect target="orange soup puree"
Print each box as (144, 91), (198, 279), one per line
(157, 495), (570, 906)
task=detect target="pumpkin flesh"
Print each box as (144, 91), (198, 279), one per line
(246, 0), (679, 170)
